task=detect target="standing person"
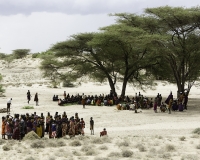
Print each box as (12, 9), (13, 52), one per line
(1, 117), (6, 139)
(27, 90), (31, 104)
(80, 118), (85, 136)
(34, 93), (39, 106)
(90, 117), (94, 135)
(168, 97), (173, 114)
(7, 98), (12, 114)
(64, 91), (66, 100)
(82, 93), (86, 109)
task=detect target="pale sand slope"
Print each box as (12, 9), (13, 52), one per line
(0, 83), (200, 160)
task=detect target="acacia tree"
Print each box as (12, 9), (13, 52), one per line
(40, 23), (159, 97)
(114, 6), (200, 95)
(12, 49), (30, 59)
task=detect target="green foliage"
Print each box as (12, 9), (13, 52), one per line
(31, 53), (41, 58)
(22, 106), (34, 109)
(12, 49), (30, 59)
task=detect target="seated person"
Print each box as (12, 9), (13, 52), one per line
(160, 102), (167, 112)
(100, 128), (107, 137)
(53, 95), (59, 101)
(58, 98), (65, 106)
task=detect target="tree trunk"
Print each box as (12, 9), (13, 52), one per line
(121, 78), (128, 98)
(107, 76), (116, 95)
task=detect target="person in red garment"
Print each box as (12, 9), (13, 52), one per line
(100, 128), (107, 137)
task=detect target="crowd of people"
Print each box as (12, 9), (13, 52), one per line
(1, 111), (96, 140)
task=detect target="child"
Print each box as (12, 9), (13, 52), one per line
(90, 117), (94, 135)
(100, 128), (107, 137)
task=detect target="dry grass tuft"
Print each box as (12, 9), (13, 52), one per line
(136, 144), (146, 152)
(196, 144), (200, 149)
(121, 150), (133, 157)
(23, 131), (40, 141)
(165, 144), (176, 152)
(24, 157), (35, 160)
(91, 137), (104, 144)
(30, 139), (45, 148)
(72, 150), (82, 156)
(94, 157), (110, 160)
(181, 154), (199, 160)
(99, 145), (108, 150)
(192, 128), (200, 135)
(2, 144), (12, 151)
(81, 145), (95, 152)
(118, 141), (130, 147)
(85, 149), (97, 156)
(56, 139), (67, 147)
(0, 139), (6, 145)
(108, 151), (121, 157)
(69, 140), (82, 146)
(179, 136), (186, 141)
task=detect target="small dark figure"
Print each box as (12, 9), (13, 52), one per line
(34, 93), (39, 106)
(27, 90), (31, 104)
(90, 117), (94, 135)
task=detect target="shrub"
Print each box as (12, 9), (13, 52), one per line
(108, 152), (121, 157)
(165, 144), (175, 152)
(2, 144), (12, 151)
(118, 141), (129, 147)
(121, 150), (133, 157)
(81, 145), (95, 152)
(99, 145), (108, 150)
(85, 149), (96, 156)
(24, 157), (35, 160)
(196, 144), (200, 149)
(179, 136), (186, 141)
(22, 106), (34, 109)
(56, 139), (66, 147)
(32, 53), (40, 58)
(69, 140), (82, 146)
(72, 150), (82, 156)
(0, 139), (6, 145)
(30, 140), (45, 148)
(192, 128), (200, 135)
(94, 157), (110, 160)
(136, 144), (146, 152)
(91, 137), (103, 144)
(23, 131), (40, 141)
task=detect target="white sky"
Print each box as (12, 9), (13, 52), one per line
(0, 0), (199, 54)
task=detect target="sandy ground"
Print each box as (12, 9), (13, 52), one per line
(0, 57), (200, 160)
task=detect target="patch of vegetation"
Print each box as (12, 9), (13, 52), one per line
(118, 141), (129, 147)
(30, 140), (45, 148)
(108, 152), (121, 158)
(121, 150), (133, 157)
(165, 144), (175, 152)
(69, 140), (82, 146)
(91, 137), (104, 144)
(192, 128), (200, 135)
(22, 106), (34, 109)
(99, 145), (108, 150)
(2, 144), (12, 151)
(179, 136), (186, 141)
(0, 139), (6, 145)
(85, 149), (96, 156)
(23, 131), (40, 140)
(136, 144), (146, 152)
(196, 144), (200, 149)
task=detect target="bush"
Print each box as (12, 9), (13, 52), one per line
(121, 150), (133, 157)
(30, 140), (45, 148)
(69, 140), (82, 146)
(56, 139), (66, 147)
(2, 144), (12, 151)
(72, 150), (81, 156)
(0, 139), (6, 145)
(91, 137), (103, 144)
(22, 106), (34, 109)
(85, 149), (96, 156)
(99, 145), (108, 150)
(118, 141), (129, 147)
(23, 131), (40, 141)
(95, 158), (110, 160)
(136, 144), (146, 152)
(24, 157), (35, 160)
(196, 144), (200, 149)
(108, 152), (121, 157)
(192, 128), (200, 135)
(165, 144), (175, 152)
(179, 136), (186, 141)
(81, 145), (95, 152)
(32, 53), (40, 58)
